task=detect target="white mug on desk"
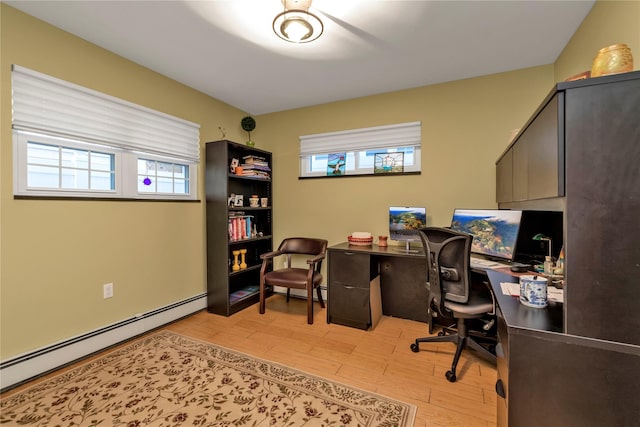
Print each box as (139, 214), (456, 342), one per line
(519, 275), (548, 308)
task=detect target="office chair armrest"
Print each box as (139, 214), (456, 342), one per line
(306, 253), (326, 265)
(479, 279), (497, 316)
(260, 250), (282, 260)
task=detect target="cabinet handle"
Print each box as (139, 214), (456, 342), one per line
(495, 379), (506, 398)
(343, 285), (356, 289)
(344, 252), (355, 256)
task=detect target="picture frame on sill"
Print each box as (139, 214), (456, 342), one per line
(374, 152), (404, 174)
(326, 153), (346, 176)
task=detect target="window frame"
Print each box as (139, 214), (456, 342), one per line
(299, 121), (422, 178)
(300, 146), (421, 178)
(14, 132), (198, 200)
(11, 65), (200, 201)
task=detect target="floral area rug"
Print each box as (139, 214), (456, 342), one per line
(1, 331), (416, 426)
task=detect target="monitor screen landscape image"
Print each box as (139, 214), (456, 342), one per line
(389, 206), (427, 242)
(450, 209), (522, 261)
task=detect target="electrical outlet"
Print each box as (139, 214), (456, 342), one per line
(103, 283), (114, 299)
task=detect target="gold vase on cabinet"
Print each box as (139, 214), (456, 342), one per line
(591, 43), (634, 77)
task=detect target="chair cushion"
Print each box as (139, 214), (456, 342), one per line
(444, 290), (493, 318)
(264, 268), (323, 289)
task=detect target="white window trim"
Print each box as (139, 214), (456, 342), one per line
(299, 121), (422, 177)
(14, 132), (198, 200)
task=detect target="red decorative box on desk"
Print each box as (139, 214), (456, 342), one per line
(348, 232), (373, 246)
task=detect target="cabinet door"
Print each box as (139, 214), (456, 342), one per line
(510, 94), (563, 202)
(379, 257), (428, 322)
(328, 251), (371, 285)
(526, 94), (562, 200)
(496, 149), (513, 203)
(328, 283), (371, 330)
(512, 138), (528, 201)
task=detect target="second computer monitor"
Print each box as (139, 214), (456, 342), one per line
(450, 208), (522, 262)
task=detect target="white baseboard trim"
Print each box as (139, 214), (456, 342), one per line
(0, 293), (207, 392)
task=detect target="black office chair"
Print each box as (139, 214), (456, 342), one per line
(410, 227), (496, 382)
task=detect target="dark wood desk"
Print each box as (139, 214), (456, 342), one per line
(487, 270), (640, 427)
(327, 243), (428, 329)
(326, 242), (506, 330)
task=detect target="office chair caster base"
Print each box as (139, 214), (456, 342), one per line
(410, 343), (420, 352)
(445, 371), (457, 382)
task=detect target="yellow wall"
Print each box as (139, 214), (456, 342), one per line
(0, 5), (251, 359)
(555, 0), (640, 81)
(2, 0), (637, 361)
(258, 66), (554, 248)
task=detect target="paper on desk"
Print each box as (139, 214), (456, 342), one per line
(547, 287), (564, 303)
(500, 282), (520, 296)
(500, 282), (564, 303)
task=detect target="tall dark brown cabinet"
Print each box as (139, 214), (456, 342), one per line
(205, 140), (273, 316)
(493, 71), (640, 426)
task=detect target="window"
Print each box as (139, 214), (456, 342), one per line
(11, 65), (200, 199)
(27, 141), (115, 191)
(299, 122), (421, 177)
(137, 158), (190, 194)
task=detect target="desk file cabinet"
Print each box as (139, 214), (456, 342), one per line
(327, 250), (379, 330)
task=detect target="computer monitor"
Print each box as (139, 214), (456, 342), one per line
(389, 206), (427, 251)
(450, 208), (522, 262)
(514, 210), (564, 264)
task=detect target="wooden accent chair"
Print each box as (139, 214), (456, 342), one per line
(259, 237), (328, 324)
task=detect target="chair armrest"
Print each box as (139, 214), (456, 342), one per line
(260, 250), (282, 260)
(306, 253), (326, 265)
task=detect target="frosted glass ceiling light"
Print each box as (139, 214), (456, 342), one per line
(273, 0), (323, 43)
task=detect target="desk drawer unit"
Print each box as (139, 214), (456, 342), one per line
(327, 250), (377, 330)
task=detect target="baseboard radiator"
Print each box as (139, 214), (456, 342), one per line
(0, 293), (207, 392)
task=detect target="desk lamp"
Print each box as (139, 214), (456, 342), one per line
(532, 233), (554, 273)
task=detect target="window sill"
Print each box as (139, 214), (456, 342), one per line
(298, 171), (420, 180)
(14, 195), (202, 202)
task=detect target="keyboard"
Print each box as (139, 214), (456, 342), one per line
(470, 257), (500, 268)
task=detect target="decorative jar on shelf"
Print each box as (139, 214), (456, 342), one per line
(591, 43), (634, 77)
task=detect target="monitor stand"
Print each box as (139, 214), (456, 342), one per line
(393, 240), (420, 254)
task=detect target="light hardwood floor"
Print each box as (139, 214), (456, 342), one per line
(4, 295), (498, 426)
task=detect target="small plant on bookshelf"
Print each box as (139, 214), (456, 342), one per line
(241, 116), (256, 147)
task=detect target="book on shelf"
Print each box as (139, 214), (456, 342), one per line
(240, 155), (270, 177)
(242, 155), (267, 164)
(239, 169), (270, 179)
(229, 285), (260, 304)
(240, 163), (271, 171)
(228, 215), (254, 241)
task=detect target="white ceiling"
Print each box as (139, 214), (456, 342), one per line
(5, 0), (595, 115)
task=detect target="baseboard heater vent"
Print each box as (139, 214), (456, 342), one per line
(0, 293), (207, 392)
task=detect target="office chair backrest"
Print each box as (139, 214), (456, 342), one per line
(278, 237), (328, 270)
(418, 227), (472, 307)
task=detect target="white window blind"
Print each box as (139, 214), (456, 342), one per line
(300, 121), (421, 156)
(11, 65), (200, 162)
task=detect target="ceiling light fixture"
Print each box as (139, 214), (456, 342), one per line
(273, 0), (323, 43)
